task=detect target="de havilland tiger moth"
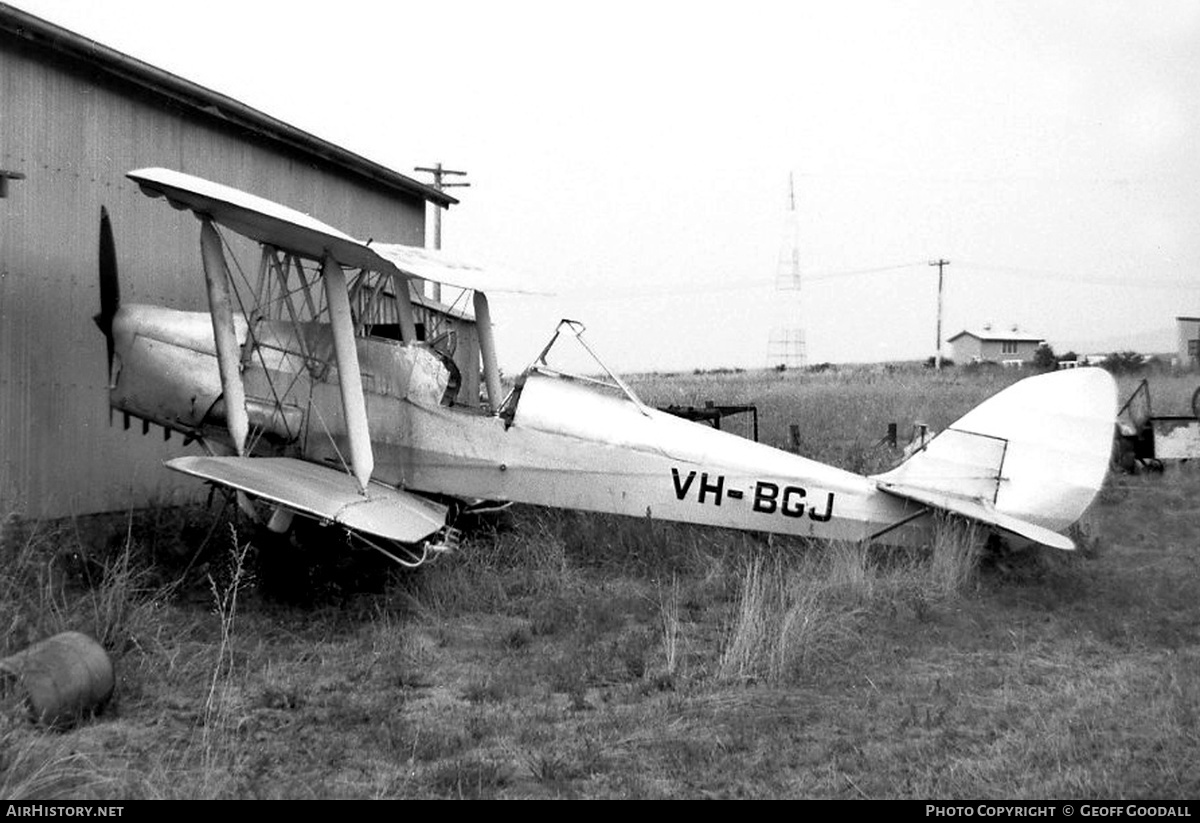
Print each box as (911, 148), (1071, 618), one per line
(93, 167), (1117, 566)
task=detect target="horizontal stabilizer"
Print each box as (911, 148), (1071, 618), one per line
(877, 482), (1075, 551)
(166, 456), (447, 543)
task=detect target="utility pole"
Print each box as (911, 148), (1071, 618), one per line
(929, 259), (950, 370)
(414, 162), (470, 303)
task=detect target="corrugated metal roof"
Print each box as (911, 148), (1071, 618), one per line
(0, 3), (456, 208)
(948, 327), (1045, 343)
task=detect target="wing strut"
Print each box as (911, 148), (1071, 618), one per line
(473, 291), (503, 412)
(322, 254), (374, 491)
(199, 218), (250, 455)
(394, 272), (419, 344)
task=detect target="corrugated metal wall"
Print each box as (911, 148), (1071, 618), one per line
(0, 34), (427, 518)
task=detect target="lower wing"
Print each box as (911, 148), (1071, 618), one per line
(166, 456), (447, 543)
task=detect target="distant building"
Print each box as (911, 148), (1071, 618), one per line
(1177, 317), (1200, 367)
(947, 324), (1045, 366)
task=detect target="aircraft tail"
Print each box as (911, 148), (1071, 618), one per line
(872, 368), (1117, 549)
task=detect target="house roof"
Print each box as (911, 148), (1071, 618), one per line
(0, 4), (456, 208)
(947, 327), (1045, 344)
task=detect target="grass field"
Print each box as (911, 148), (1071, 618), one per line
(2, 365), (1198, 799)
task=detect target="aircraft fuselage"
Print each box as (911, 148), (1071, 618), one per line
(108, 304), (929, 545)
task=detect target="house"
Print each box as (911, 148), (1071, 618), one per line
(1177, 317), (1200, 367)
(947, 324), (1045, 366)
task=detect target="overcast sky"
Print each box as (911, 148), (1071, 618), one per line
(14, 0), (1200, 372)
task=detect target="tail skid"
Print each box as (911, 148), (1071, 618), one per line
(871, 368), (1117, 550)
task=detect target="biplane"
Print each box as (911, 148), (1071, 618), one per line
(94, 168), (1117, 565)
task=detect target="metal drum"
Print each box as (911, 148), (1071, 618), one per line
(0, 631), (114, 728)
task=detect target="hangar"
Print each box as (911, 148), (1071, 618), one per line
(0, 4), (464, 518)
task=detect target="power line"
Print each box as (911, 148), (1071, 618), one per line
(559, 261), (926, 301)
(954, 260), (1198, 290)
(807, 261), (926, 282)
(551, 256), (1195, 303)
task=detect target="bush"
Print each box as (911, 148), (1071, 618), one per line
(962, 360), (1002, 375)
(1101, 351), (1146, 374)
(1033, 343), (1057, 371)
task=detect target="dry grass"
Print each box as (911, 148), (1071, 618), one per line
(716, 517), (985, 687)
(2, 367), (1198, 798)
(0, 717), (108, 799)
(656, 575), (681, 680)
(718, 552), (862, 684)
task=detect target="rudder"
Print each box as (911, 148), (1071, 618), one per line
(873, 368), (1116, 534)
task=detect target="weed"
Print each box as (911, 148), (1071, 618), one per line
(502, 625), (532, 650)
(525, 749), (577, 792)
(0, 721), (103, 799)
(462, 673), (520, 704)
(719, 556), (777, 682)
(657, 575), (682, 678)
(0, 506), (166, 663)
(426, 757), (511, 799)
(201, 527), (252, 783)
(717, 553), (862, 683)
(823, 540), (876, 602)
(928, 515), (983, 598)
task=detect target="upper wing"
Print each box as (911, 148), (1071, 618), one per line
(127, 167), (548, 294)
(128, 167), (373, 267)
(167, 456), (447, 543)
(371, 242), (549, 295)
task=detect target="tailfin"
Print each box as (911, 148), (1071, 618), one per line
(872, 368), (1117, 548)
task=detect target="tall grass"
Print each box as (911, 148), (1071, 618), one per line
(203, 530), (251, 740)
(928, 515), (983, 597)
(718, 518), (986, 684)
(0, 507), (175, 656)
(401, 509), (577, 617)
(0, 720), (105, 799)
(188, 528), (253, 797)
(718, 549), (866, 684)
(0, 508), (167, 799)
(657, 575), (681, 678)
